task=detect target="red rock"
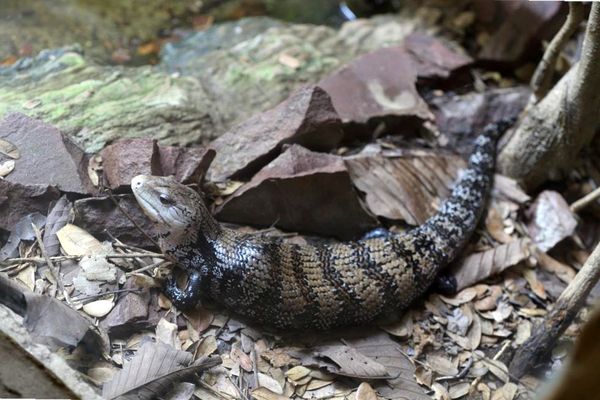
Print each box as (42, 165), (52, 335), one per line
(404, 33), (472, 80)
(101, 138), (216, 188)
(0, 113), (94, 194)
(100, 278), (151, 338)
(0, 180), (60, 231)
(216, 145), (377, 240)
(318, 46), (433, 131)
(73, 194), (156, 248)
(207, 86), (344, 182)
(345, 149), (465, 226)
(101, 138), (159, 190)
(158, 146), (215, 184)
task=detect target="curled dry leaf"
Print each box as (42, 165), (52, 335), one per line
(440, 287), (478, 306)
(0, 137), (20, 159)
(450, 239), (531, 291)
(535, 250), (575, 284)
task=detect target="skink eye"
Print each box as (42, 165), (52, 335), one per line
(159, 194), (175, 206)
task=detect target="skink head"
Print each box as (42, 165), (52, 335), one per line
(131, 175), (219, 249)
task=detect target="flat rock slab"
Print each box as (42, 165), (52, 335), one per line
(73, 194), (156, 248)
(0, 180), (60, 231)
(207, 86), (343, 182)
(217, 145), (377, 240)
(345, 149), (465, 226)
(101, 138), (215, 189)
(404, 33), (472, 80)
(318, 45), (433, 130)
(0, 113), (93, 193)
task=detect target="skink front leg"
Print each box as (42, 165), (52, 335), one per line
(163, 269), (203, 310)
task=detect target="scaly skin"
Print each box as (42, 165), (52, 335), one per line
(131, 121), (511, 330)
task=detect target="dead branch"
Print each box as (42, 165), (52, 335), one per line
(570, 185), (600, 212)
(498, 3), (600, 189)
(509, 238), (600, 378)
(530, 3), (586, 101)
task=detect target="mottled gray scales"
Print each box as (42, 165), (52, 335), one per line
(131, 120), (512, 330)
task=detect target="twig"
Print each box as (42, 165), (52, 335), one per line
(530, 2), (586, 101)
(104, 190), (160, 249)
(31, 224), (71, 305)
(435, 357), (473, 382)
(509, 239), (600, 378)
(126, 260), (169, 276)
(0, 252), (165, 267)
(570, 185), (600, 212)
(70, 288), (144, 303)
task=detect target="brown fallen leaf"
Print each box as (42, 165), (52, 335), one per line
(427, 354), (459, 376)
(56, 223), (105, 256)
(312, 344), (390, 379)
(535, 250), (576, 284)
(345, 150), (464, 226)
(450, 239), (532, 291)
(356, 382), (378, 400)
(102, 341), (221, 400)
(348, 332), (430, 400)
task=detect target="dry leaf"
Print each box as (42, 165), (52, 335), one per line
(481, 358), (509, 383)
(83, 299), (115, 318)
(426, 355), (458, 376)
(526, 191), (577, 251)
(485, 204), (513, 243)
(449, 382), (470, 399)
(356, 382), (378, 400)
(156, 319), (179, 348)
(450, 239), (531, 291)
(310, 344), (390, 379)
(258, 373), (284, 395)
(0, 137), (20, 159)
(231, 346), (253, 372)
(251, 387), (289, 400)
(278, 53), (301, 69)
(535, 250), (575, 284)
(286, 365), (311, 381)
(440, 287), (478, 306)
(379, 311), (413, 338)
(102, 341), (221, 399)
(56, 223), (104, 255)
(0, 159), (15, 177)
(491, 382), (517, 400)
(522, 268), (547, 299)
